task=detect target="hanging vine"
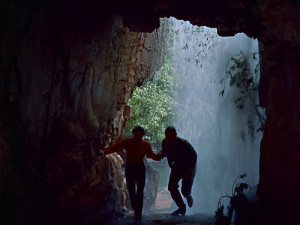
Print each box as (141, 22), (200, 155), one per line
(219, 51), (265, 138)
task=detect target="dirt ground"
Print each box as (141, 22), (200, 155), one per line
(111, 211), (216, 225)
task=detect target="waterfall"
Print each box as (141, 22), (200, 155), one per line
(167, 18), (263, 214)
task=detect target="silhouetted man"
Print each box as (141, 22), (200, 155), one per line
(158, 126), (197, 216)
(101, 126), (161, 221)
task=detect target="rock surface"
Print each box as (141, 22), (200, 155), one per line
(1, 0), (300, 224)
(0, 7), (168, 225)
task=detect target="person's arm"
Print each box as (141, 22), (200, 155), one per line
(103, 139), (128, 155)
(156, 151), (164, 160)
(149, 139), (167, 160)
(160, 139), (168, 157)
(145, 142), (162, 161)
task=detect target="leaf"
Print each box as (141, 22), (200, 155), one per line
(219, 88), (225, 97)
(235, 183), (249, 194)
(239, 174), (247, 179)
(182, 43), (189, 50)
(229, 76), (236, 86)
(125, 54), (177, 144)
(234, 97), (243, 104)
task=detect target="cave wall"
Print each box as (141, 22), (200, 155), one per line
(1, 0), (300, 224)
(0, 3), (168, 224)
(257, 41), (300, 224)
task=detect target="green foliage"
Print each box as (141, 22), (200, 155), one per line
(125, 55), (176, 146)
(221, 51), (258, 107)
(220, 51), (265, 137)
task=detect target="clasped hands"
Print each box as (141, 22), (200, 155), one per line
(152, 152), (164, 161)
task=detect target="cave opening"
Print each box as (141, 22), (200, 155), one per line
(125, 18), (265, 216)
(1, 1), (300, 224)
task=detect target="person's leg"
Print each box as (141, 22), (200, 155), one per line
(168, 168), (186, 215)
(125, 164), (137, 211)
(135, 163), (146, 220)
(181, 168), (196, 207)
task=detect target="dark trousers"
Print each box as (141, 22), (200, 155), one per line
(168, 167), (195, 208)
(125, 162), (146, 214)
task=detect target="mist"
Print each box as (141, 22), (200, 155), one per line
(167, 18), (263, 214)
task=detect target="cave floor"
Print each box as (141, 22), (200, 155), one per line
(111, 211), (215, 225)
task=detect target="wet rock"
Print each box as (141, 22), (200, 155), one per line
(1, 0), (300, 224)
(0, 8), (168, 224)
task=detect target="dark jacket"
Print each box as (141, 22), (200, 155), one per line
(161, 137), (197, 169)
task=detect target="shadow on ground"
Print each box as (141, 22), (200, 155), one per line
(111, 211), (216, 225)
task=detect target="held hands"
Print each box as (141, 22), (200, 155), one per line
(153, 152), (164, 161)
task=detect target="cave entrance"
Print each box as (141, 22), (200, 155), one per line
(125, 18), (265, 215)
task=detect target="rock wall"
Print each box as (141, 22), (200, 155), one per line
(0, 4), (168, 224)
(257, 41), (300, 225)
(1, 0), (300, 224)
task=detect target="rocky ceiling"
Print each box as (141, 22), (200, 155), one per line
(1, 0), (300, 225)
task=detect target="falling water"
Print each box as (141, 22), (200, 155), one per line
(167, 18), (264, 214)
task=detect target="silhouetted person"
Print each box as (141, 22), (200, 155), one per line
(158, 126), (197, 216)
(101, 126), (161, 221)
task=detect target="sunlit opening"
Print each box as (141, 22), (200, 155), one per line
(125, 17), (265, 216)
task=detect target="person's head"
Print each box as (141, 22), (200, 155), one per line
(132, 126), (145, 141)
(165, 126), (177, 143)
